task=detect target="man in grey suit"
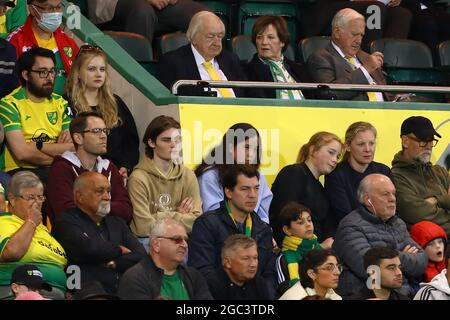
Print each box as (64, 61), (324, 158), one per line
(307, 8), (391, 101)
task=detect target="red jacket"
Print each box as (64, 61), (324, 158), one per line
(410, 221), (447, 282)
(46, 151), (133, 224)
(7, 16), (79, 74)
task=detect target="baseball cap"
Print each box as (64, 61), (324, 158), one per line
(11, 264), (52, 291)
(400, 116), (442, 141)
(0, 1), (15, 7)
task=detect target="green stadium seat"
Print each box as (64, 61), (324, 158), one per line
(158, 32), (189, 56)
(438, 40), (450, 66)
(72, 0), (87, 16)
(197, 1), (232, 38)
(298, 36), (330, 64)
(105, 31), (153, 61)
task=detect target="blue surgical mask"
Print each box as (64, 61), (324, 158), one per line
(36, 10), (63, 33)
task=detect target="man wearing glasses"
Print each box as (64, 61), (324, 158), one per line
(46, 111), (133, 224)
(118, 217), (213, 300)
(52, 172), (146, 295)
(7, 0), (79, 94)
(392, 116), (450, 237)
(0, 46), (73, 185)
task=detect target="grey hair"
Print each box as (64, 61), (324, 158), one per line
(332, 8), (365, 30)
(149, 218), (186, 240)
(357, 173), (390, 203)
(186, 11), (223, 42)
(221, 234), (256, 263)
(8, 171), (43, 198)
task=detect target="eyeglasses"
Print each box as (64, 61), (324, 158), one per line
(317, 263), (343, 273)
(32, 3), (63, 13)
(81, 128), (111, 135)
(77, 44), (103, 57)
(18, 194), (46, 202)
(157, 235), (189, 244)
(29, 68), (63, 78)
(407, 135), (439, 147)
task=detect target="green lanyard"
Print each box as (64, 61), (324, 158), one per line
(225, 201), (252, 237)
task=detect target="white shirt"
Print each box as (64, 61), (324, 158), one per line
(191, 45), (235, 98)
(332, 42), (384, 102)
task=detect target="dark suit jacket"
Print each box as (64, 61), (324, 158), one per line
(245, 53), (315, 99)
(156, 44), (247, 97)
(307, 42), (388, 101)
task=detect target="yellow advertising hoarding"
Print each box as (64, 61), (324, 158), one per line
(179, 103), (450, 186)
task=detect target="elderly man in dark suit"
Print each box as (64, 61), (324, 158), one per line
(307, 8), (394, 101)
(156, 11), (247, 97)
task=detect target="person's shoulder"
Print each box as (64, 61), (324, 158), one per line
(1, 87), (26, 105)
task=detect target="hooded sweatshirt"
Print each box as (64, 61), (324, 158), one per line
(127, 156), (202, 237)
(391, 151), (450, 234)
(414, 269), (450, 300)
(410, 221), (447, 282)
(46, 151), (133, 223)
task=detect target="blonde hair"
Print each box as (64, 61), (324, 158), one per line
(296, 131), (343, 163)
(343, 122), (377, 161)
(65, 50), (120, 129)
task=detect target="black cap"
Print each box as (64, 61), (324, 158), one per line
(0, 1), (15, 7)
(74, 282), (120, 300)
(11, 264), (52, 291)
(400, 116), (441, 141)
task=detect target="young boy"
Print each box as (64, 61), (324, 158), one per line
(277, 202), (322, 289)
(410, 221), (447, 282)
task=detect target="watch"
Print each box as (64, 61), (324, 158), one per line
(36, 140), (43, 150)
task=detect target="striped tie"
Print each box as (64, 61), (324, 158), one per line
(202, 61), (233, 98)
(347, 57), (377, 101)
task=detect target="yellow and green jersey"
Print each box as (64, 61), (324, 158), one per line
(0, 213), (67, 291)
(0, 86), (71, 172)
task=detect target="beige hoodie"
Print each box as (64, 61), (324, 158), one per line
(128, 156), (202, 237)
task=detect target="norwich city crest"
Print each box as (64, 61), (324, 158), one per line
(64, 47), (73, 58)
(47, 112), (58, 125)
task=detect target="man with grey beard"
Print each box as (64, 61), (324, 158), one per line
(391, 116), (450, 236)
(52, 172), (146, 295)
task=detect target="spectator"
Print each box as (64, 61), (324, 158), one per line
(10, 264), (50, 300)
(188, 165), (277, 299)
(87, 0), (207, 46)
(245, 16), (311, 99)
(128, 116), (202, 249)
(307, 8), (397, 101)
(207, 234), (272, 300)
(325, 121), (393, 227)
(0, 171), (67, 300)
(348, 246), (410, 300)
(391, 116), (450, 236)
(414, 246), (450, 300)
(410, 221), (447, 282)
(195, 122), (272, 224)
(279, 249), (342, 300)
(118, 217), (213, 300)
(0, 0), (27, 39)
(269, 131), (342, 246)
(46, 112), (133, 223)
(7, 0), (79, 94)
(277, 202), (322, 292)
(65, 44), (139, 178)
(0, 47), (73, 184)
(156, 11), (247, 97)
(0, 37), (17, 99)
(52, 172), (146, 294)
(333, 173), (427, 297)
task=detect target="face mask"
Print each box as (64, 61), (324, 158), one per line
(35, 8), (63, 33)
(96, 200), (111, 218)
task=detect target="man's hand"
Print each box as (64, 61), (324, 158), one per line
(177, 197), (194, 214)
(387, 0), (401, 7)
(363, 51), (384, 74)
(321, 237), (334, 249)
(57, 130), (72, 143)
(118, 167), (128, 187)
(25, 206), (43, 227)
(119, 245), (131, 254)
(402, 244), (419, 254)
(424, 196), (438, 205)
(147, 0), (170, 10)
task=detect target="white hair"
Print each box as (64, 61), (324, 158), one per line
(332, 8), (365, 30)
(186, 11), (224, 42)
(149, 217), (186, 240)
(357, 173), (391, 204)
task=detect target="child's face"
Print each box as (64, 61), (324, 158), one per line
(285, 211), (314, 239)
(425, 238), (446, 263)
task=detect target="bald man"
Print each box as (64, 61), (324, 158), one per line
(52, 172), (146, 295)
(333, 173), (427, 298)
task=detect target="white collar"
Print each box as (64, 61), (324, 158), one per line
(331, 41), (355, 59)
(191, 44), (217, 68)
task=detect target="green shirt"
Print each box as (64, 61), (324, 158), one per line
(159, 271), (190, 300)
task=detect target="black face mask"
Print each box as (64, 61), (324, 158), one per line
(26, 76), (54, 98)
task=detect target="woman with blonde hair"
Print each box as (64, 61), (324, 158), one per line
(269, 132), (342, 247)
(325, 122), (392, 227)
(65, 44), (139, 180)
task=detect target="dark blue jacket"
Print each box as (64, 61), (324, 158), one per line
(0, 38), (18, 99)
(188, 200), (277, 298)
